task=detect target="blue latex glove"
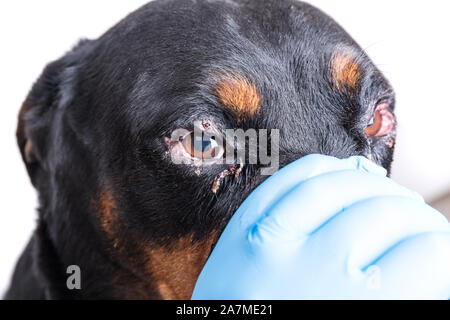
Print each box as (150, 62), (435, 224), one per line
(192, 155), (450, 300)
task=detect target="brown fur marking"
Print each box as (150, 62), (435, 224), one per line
(145, 234), (217, 299)
(95, 187), (218, 300)
(331, 51), (361, 93)
(216, 75), (261, 122)
(97, 189), (121, 249)
(17, 100), (33, 163)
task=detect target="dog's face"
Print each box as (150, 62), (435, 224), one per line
(17, 0), (396, 299)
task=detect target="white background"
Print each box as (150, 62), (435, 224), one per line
(1, 0), (449, 296)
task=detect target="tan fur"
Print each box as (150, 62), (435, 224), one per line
(17, 101), (33, 163)
(95, 187), (217, 299)
(331, 51), (361, 94)
(145, 234), (217, 299)
(216, 74), (261, 122)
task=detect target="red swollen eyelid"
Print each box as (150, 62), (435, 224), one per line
(364, 103), (394, 137)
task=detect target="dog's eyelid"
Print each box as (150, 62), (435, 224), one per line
(375, 90), (395, 107)
(362, 93), (394, 120)
(364, 101), (395, 137)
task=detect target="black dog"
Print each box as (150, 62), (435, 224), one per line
(6, 0), (396, 300)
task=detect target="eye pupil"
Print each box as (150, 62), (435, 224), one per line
(202, 140), (211, 151)
(193, 135), (213, 152)
(181, 133), (223, 160)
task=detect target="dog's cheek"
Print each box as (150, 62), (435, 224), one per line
(92, 186), (220, 299)
(144, 233), (218, 299)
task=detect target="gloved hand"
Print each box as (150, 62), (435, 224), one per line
(192, 155), (450, 300)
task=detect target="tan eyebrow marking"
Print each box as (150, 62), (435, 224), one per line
(215, 74), (261, 123)
(331, 50), (362, 94)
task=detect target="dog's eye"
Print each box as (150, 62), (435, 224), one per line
(365, 102), (395, 137)
(181, 132), (224, 160)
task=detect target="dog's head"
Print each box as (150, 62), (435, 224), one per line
(17, 0), (396, 299)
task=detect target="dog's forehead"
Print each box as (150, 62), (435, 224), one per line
(118, 0), (387, 135)
(119, 0), (362, 73)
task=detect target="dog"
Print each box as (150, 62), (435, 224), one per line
(5, 0), (396, 300)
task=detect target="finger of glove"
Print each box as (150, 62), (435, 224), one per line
(307, 196), (450, 271)
(237, 155), (387, 229)
(369, 231), (450, 299)
(248, 170), (423, 246)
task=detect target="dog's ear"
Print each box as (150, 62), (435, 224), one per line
(17, 39), (93, 187)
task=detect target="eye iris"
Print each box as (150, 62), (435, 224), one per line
(182, 133), (223, 160)
(194, 135), (212, 152)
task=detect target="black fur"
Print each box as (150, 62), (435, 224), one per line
(6, 0), (395, 299)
